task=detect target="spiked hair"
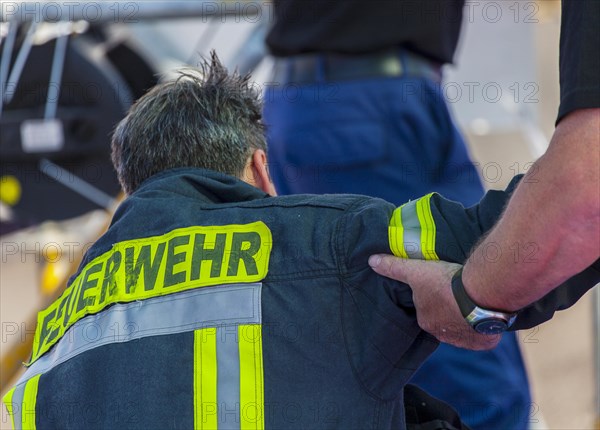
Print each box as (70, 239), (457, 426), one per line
(111, 51), (266, 194)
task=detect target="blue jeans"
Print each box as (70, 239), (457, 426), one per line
(264, 73), (531, 430)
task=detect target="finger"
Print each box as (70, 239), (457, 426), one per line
(368, 254), (425, 283)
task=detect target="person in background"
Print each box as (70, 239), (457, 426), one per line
(369, 0), (600, 349)
(263, 1), (531, 428)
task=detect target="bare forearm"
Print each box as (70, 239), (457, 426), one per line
(463, 109), (600, 311)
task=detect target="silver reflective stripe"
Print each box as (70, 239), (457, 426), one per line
(18, 283), (262, 387)
(217, 326), (241, 429)
(11, 383), (25, 430)
(400, 200), (424, 259)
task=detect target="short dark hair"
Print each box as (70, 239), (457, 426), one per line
(111, 52), (266, 194)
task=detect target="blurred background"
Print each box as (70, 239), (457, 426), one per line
(0, 1), (598, 428)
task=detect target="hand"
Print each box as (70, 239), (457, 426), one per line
(368, 254), (501, 350)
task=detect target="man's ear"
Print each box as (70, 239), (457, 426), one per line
(249, 149), (277, 196)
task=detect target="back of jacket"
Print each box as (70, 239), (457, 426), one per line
(5, 169), (596, 429)
(4, 169), (437, 430)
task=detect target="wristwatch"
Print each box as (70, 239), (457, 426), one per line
(451, 268), (518, 335)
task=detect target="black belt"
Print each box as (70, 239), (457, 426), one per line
(271, 49), (443, 85)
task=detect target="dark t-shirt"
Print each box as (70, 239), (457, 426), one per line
(558, 0), (600, 122)
(266, 0), (465, 64)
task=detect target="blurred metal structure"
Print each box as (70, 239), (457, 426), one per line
(1, 1), (263, 24)
(0, 1), (267, 229)
(0, 20), (140, 224)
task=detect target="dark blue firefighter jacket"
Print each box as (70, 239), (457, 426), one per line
(4, 168), (598, 430)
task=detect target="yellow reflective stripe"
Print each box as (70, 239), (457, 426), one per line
(239, 325), (264, 430)
(416, 194), (439, 261)
(31, 222), (273, 364)
(194, 328), (218, 430)
(388, 194), (439, 260)
(388, 206), (408, 258)
(2, 386), (16, 430)
(22, 374), (41, 430)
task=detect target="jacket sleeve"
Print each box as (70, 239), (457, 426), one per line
(337, 197), (438, 401)
(388, 175), (600, 329)
(512, 258), (600, 330)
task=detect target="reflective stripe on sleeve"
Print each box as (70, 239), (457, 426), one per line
(388, 193), (439, 261)
(399, 199), (423, 259)
(416, 195), (439, 261)
(388, 205), (407, 259)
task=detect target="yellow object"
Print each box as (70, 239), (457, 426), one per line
(194, 328), (218, 429)
(192, 324), (265, 430)
(22, 374), (41, 430)
(388, 193), (439, 261)
(388, 206), (408, 259)
(0, 175), (22, 206)
(239, 324), (264, 430)
(2, 386), (16, 430)
(2, 374), (41, 430)
(40, 246), (67, 296)
(416, 194), (439, 261)
(40, 260), (69, 296)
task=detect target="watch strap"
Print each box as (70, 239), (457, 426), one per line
(451, 267), (477, 318)
(451, 267), (519, 324)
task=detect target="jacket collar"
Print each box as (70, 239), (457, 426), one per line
(133, 167), (270, 204)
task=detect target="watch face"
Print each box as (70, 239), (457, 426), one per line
(473, 319), (509, 335)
